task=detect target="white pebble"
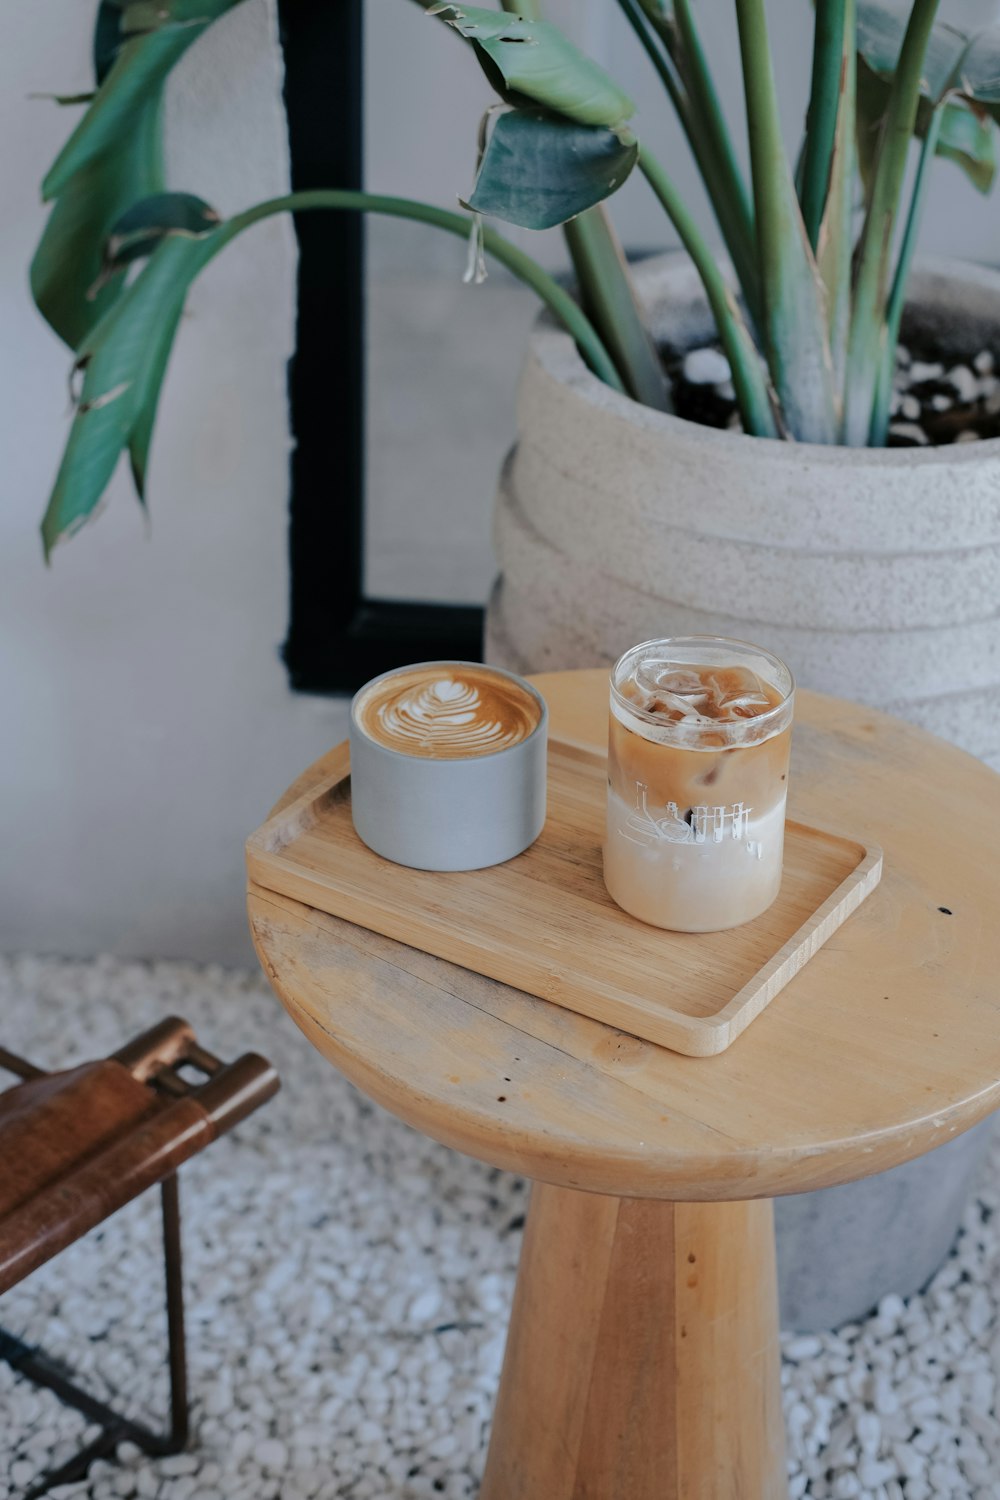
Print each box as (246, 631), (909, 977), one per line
(856, 1410), (881, 1453)
(858, 1457), (897, 1487)
(928, 1459), (964, 1490)
(894, 1443), (926, 1479)
(784, 1335), (823, 1362)
(159, 1453), (199, 1476)
(965, 1288), (994, 1338)
(888, 421), (929, 445)
(409, 1289), (443, 1324)
(873, 1373), (899, 1414)
(682, 347), (731, 385)
(832, 1476), (860, 1498)
(256, 1437), (289, 1473)
(946, 364), (978, 403)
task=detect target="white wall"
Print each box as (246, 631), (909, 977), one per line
(0, 0), (345, 963)
(2, 0), (998, 965)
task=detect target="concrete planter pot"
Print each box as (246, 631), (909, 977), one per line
(487, 253), (1000, 771)
(486, 252), (1000, 1330)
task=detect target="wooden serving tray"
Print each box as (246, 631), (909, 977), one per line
(247, 738), (882, 1057)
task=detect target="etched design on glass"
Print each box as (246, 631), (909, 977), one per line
(619, 782), (760, 851)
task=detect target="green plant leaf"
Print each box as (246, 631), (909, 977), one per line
(104, 191), (222, 268)
(42, 188), (625, 556)
(30, 94), (164, 349)
(430, 5), (634, 126)
(465, 109), (637, 230)
(955, 25), (1000, 120)
(35, 91), (98, 106)
(94, 0), (125, 84)
(857, 59), (996, 193)
(43, 0), (244, 201)
(42, 230), (218, 557)
(856, 0), (964, 99)
(857, 1), (1000, 122)
(932, 94), (997, 191)
(127, 297), (186, 500)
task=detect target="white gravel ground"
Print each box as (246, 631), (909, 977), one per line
(2, 953), (999, 1500)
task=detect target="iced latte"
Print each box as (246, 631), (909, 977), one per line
(604, 637), (794, 932)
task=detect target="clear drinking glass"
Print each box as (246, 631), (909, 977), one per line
(604, 636), (795, 932)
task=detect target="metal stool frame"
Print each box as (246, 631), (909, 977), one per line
(0, 1025), (278, 1498)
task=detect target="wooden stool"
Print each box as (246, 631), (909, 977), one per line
(0, 1018), (279, 1499)
(249, 671), (1000, 1499)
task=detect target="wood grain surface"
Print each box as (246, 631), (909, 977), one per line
(248, 673), (1000, 1201)
(478, 1183), (785, 1500)
(247, 741), (881, 1056)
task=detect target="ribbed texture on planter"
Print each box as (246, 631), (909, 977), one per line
(486, 255), (1000, 768)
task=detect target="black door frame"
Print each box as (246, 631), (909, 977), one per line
(278, 0), (485, 694)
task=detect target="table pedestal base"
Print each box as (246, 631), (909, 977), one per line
(479, 1183), (786, 1500)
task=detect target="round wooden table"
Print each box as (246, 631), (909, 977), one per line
(248, 671), (1000, 1500)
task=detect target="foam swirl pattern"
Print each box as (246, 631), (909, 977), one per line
(356, 669), (540, 759)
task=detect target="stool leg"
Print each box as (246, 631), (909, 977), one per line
(478, 1184), (786, 1500)
(161, 1174), (189, 1451)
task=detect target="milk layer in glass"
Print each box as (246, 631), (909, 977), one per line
(604, 637), (794, 932)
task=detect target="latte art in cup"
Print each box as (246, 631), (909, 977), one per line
(354, 665), (541, 759)
(349, 661), (548, 871)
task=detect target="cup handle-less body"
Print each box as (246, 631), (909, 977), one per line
(349, 666), (548, 872)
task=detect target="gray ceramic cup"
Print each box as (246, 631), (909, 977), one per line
(349, 661), (548, 871)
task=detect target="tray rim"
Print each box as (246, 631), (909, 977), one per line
(246, 738), (883, 1058)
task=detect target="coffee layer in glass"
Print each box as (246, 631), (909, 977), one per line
(604, 637), (794, 932)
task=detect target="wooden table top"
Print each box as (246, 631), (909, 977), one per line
(248, 670), (1000, 1202)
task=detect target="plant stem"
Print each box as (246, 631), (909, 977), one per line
(499, 0), (669, 409)
(842, 0), (940, 445)
(219, 190), (624, 392)
(815, 0), (855, 417)
(563, 209), (672, 411)
(638, 149), (779, 437)
(616, 0), (762, 334)
(616, 0), (687, 112)
(869, 102), (944, 445)
(671, 0), (761, 324)
(736, 0), (836, 442)
(800, 0), (847, 249)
